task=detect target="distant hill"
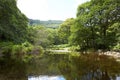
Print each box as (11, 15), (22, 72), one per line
(29, 19), (63, 28)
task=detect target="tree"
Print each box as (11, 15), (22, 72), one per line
(111, 23), (120, 50)
(28, 25), (55, 48)
(89, 0), (120, 49)
(0, 0), (28, 43)
(58, 18), (74, 44)
(71, 0), (120, 50)
(70, 19), (94, 51)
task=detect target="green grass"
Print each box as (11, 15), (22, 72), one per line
(49, 44), (70, 50)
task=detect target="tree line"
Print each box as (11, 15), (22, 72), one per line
(0, 0), (120, 62)
(59, 0), (120, 51)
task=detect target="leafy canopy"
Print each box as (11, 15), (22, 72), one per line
(0, 0), (28, 43)
(71, 0), (120, 50)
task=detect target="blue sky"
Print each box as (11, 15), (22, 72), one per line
(17, 0), (89, 20)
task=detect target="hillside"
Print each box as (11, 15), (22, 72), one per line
(29, 19), (63, 28)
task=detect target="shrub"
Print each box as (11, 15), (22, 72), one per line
(113, 43), (120, 51)
(0, 41), (44, 63)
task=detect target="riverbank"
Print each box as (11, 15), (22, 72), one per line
(99, 51), (120, 61)
(48, 47), (120, 61)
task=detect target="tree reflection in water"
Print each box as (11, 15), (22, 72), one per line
(0, 58), (27, 80)
(0, 53), (120, 80)
(58, 53), (120, 80)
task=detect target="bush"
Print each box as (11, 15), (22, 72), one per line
(0, 42), (14, 58)
(11, 42), (34, 60)
(69, 46), (79, 51)
(0, 41), (44, 63)
(113, 43), (120, 51)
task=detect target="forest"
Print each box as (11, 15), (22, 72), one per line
(0, 0), (120, 62)
(0, 0), (120, 80)
(29, 19), (63, 28)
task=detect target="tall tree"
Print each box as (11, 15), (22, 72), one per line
(58, 18), (74, 44)
(0, 0), (28, 43)
(71, 0), (120, 50)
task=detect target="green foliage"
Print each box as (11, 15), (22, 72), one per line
(70, 21), (91, 46)
(50, 29), (61, 45)
(28, 25), (62, 47)
(0, 0), (47, 62)
(29, 19), (63, 28)
(69, 46), (80, 52)
(27, 26), (37, 43)
(33, 26), (55, 47)
(0, 41), (44, 62)
(0, 42), (13, 55)
(58, 18), (74, 44)
(70, 0), (120, 50)
(0, 0), (28, 43)
(12, 41), (33, 54)
(113, 44), (120, 50)
(51, 44), (70, 50)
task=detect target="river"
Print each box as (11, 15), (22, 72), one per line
(0, 52), (120, 80)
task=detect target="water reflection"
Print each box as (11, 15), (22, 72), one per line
(58, 54), (120, 80)
(0, 59), (27, 80)
(28, 75), (65, 80)
(0, 53), (120, 80)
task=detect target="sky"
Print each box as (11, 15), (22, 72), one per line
(17, 0), (89, 20)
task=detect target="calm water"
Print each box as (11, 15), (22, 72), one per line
(0, 53), (120, 80)
(28, 75), (65, 80)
